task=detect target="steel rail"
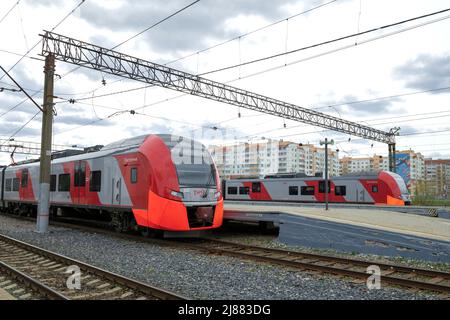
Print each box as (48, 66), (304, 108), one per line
(191, 239), (450, 294)
(0, 260), (69, 300)
(0, 233), (186, 300)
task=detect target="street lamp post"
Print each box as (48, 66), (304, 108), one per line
(320, 138), (334, 210)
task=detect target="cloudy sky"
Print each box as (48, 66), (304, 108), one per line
(0, 0), (449, 164)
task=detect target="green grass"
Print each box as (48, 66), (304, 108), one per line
(412, 195), (450, 206)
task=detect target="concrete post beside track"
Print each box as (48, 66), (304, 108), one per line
(36, 54), (55, 233)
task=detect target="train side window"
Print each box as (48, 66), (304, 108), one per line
(289, 186), (299, 195)
(228, 187), (238, 195)
(372, 185), (378, 193)
(74, 162), (86, 187)
(90, 171), (102, 192)
(239, 187), (249, 195)
(58, 174), (70, 192)
(50, 175), (57, 192)
(21, 169), (28, 188)
(130, 167), (138, 184)
(301, 186), (315, 196)
(318, 181), (331, 193)
(12, 178), (19, 191)
(335, 185), (346, 196)
(5, 178), (12, 191)
(252, 182), (261, 193)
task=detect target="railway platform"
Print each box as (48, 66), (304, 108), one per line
(224, 202), (450, 263)
(224, 202), (450, 241)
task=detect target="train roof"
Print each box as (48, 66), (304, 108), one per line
(5, 134), (209, 170)
(226, 171), (381, 182)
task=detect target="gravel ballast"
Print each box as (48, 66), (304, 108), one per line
(0, 215), (443, 300)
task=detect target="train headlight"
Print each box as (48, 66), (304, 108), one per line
(214, 191), (221, 199)
(170, 190), (184, 198)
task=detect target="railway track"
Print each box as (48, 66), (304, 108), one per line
(0, 233), (186, 300)
(0, 261), (66, 300)
(185, 239), (450, 295)
(1, 212), (450, 297)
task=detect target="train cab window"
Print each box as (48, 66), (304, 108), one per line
(335, 185), (346, 196)
(50, 175), (57, 192)
(130, 167), (138, 184)
(227, 187), (238, 195)
(5, 178), (12, 191)
(252, 182), (261, 193)
(289, 186), (299, 195)
(58, 174), (70, 192)
(239, 187), (250, 195)
(89, 171), (102, 192)
(318, 181), (331, 193)
(372, 185), (379, 193)
(12, 178), (19, 191)
(74, 162), (86, 187)
(301, 186), (315, 196)
(21, 169), (28, 188)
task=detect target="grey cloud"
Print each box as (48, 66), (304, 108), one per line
(393, 53), (450, 92)
(391, 125), (418, 136)
(426, 151), (450, 158)
(337, 95), (403, 115)
(0, 121), (40, 138)
(125, 121), (174, 137)
(79, 0), (313, 53)
(53, 114), (113, 127)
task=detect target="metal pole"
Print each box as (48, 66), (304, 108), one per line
(388, 143), (396, 173)
(324, 138), (329, 211)
(36, 54), (55, 233)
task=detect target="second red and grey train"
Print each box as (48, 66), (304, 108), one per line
(223, 171), (411, 206)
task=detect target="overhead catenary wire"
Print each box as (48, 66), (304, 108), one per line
(198, 7), (450, 76)
(47, 0), (203, 137)
(55, 0), (338, 102)
(163, 0), (339, 66)
(0, 111), (40, 148)
(0, 0), (87, 142)
(0, 0), (87, 120)
(57, 11), (450, 122)
(53, 89), (450, 146)
(0, 0), (86, 82)
(230, 107), (450, 141)
(0, 0), (20, 25)
(114, 0), (200, 49)
(60, 0), (201, 80)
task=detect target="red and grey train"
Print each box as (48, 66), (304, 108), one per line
(223, 171), (411, 206)
(1, 134), (224, 233)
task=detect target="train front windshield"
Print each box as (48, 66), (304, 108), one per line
(387, 172), (409, 195)
(176, 163), (217, 187)
(161, 134), (217, 188)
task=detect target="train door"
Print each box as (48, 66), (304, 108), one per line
(74, 161), (86, 205)
(356, 185), (365, 203)
(112, 177), (122, 206)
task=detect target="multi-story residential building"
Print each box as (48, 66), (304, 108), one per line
(424, 159), (450, 199)
(340, 155), (389, 175)
(339, 150), (425, 195)
(395, 150), (425, 195)
(209, 140), (339, 179)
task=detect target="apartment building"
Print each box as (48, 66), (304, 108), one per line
(209, 140), (339, 179)
(340, 155), (389, 175)
(339, 150), (425, 194)
(424, 159), (450, 199)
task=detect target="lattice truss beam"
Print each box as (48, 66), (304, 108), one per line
(41, 31), (396, 144)
(0, 140), (80, 155)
